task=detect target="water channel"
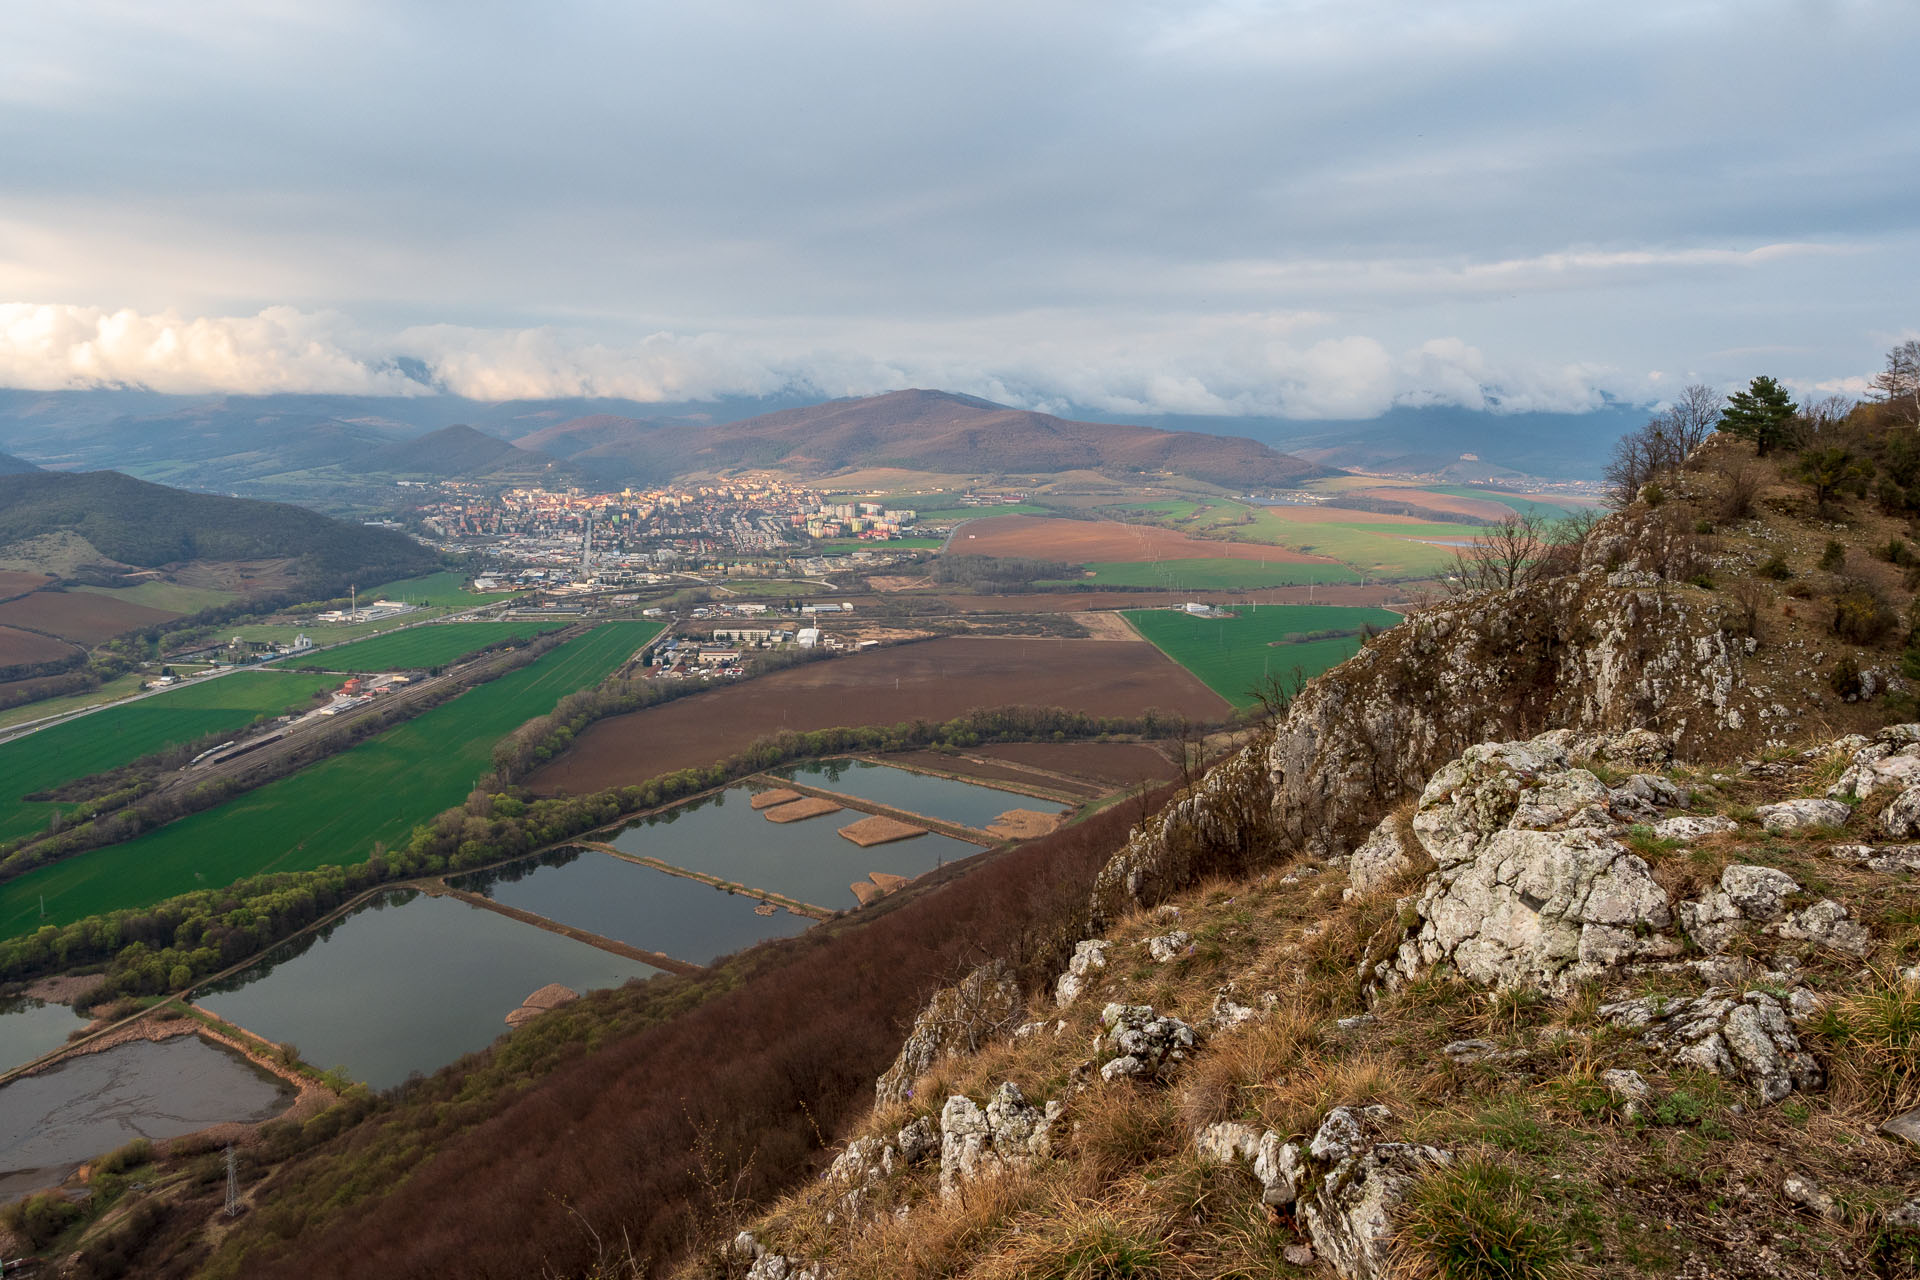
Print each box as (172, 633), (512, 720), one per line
(0, 995), (88, 1075)
(774, 758), (1055, 831)
(0, 1035), (292, 1199)
(451, 847), (813, 966)
(602, 784), (983, 909)
(198, 890), (659, 1090)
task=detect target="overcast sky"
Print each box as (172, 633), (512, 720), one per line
(0, 0), (1913, 418)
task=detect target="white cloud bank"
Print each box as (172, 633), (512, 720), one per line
(0, 301), (1659, 419)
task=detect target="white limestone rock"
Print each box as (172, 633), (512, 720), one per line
(937, 1082), (1057, 1196)
(1771, 898), (1873, 956)
(1754, 798), (1851, 833)
(1600, 988), (1822, 1104)
(1345, 815), (1418, 901)
(1145, 931), (1191, 963)
(1883, 788), (1920, 840)
(1680, 864), (1799, 953)
(1053, 939), (1110, 1009)
(1297, 1107), (1453, 1280)
(876, 960), (1024, 1106)
(1097, 1003), (1197, 1081)
(1651, 814), (1737, 842)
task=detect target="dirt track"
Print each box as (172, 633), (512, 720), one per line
(955, 516), (1333, 564)
(526, 636), (1227, 795)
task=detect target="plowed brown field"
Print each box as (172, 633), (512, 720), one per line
(0, 625), (81, 667)
(954, 516), (1331, 564)
(0, 572), (53, 602)
(0, 591), (178, 643)
(526, 636), (1228, 795)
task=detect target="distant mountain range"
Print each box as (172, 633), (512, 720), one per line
(0, 386), (1642, 510)
(515, 389), (1326, 489)
(0, 450), (39, 475)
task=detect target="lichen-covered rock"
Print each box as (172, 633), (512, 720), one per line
(1772, 898), (1873, 956)
(1754, 797), (1851, 833)
(1883, 787), (1920, 839)
(1296, 1107), (1453, 1280)
(1192, 1121), (1303, 1206)
(1600, 988), (1822, 1104)
(1829, 745), (1920, 801)
(1344, 815), (1417, 901)
(876, 961), (1024, 1105)
(938, 1083), (1058, 1196)
(1680, 864), (1799, 953)
(1829, 843), (1920, 874)
(1609, 773), (1688, 821)
(1097, 1003), (1197, 1081)
(1602, 1068), (1652, 1121)
(1053, 939), (1110, 1009)
(1145, 931), (1191, 963)
(730, 1233), (832, 1280)
(1651, 814), (1737, 842)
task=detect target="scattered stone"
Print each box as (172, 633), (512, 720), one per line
(1335, 1013), (1377, 1032)
(1651, 814), (1737, 841)
(1884, 787), (1920, 839)
(1771, 899), (1873, 956)
(1680, 864), (1799, 953)
(1610, 773), (1689, 821)
(1828, 749), (1920, 801)
(1146, 931), (1192, 963)
(1878, 1109), (1920, 1149)
(1782, 1172), (1842, 1222)
(1192, 1122), (1304, 1207)
(1753, 798), (1850, 833)
(1298, 1106), (1452, 1280)
(1283, 1243), (1315, 1266)
(1829, 843), (1920, 874)
(1601, 1068), (1652, 1121)
(1054, 939), (1110, 1009)
(1441, 1039), (1499, 1064)
(1097, 1003), (1197, 1082)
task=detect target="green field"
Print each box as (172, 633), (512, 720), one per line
(1123, 604), (1403, 708)
(1418, 486), (1598, 522)
(0, 674), (148, 733)
(0, 672), (341, 841)
(0, 621), (661, 937)
(273, 622), (568, 673)
(362, 570), (515, 608)
(75, 581), (240, 614)
(1054, 559), (1362, 589)
(1230, 510), (1461, 578)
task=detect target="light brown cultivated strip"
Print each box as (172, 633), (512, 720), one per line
(764, 796), (843, 823)
(750, 788), (803, 810)
(983, 808), (1065, 841)
(849, 881), (882, 906)
(838, 815), (926, 846)
(521, 983), (579, 1011)
(868, 871), (908, 892)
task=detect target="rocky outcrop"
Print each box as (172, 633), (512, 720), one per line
(1097, 1003), (1197, 1082)
(1269, 569), (1754, 860)
(729, 1233), (831, 1280)
(938, 1083), (1059, 1196)
(1344, 814), (1418, 901)
(1384, 734), (1681, 992)
(1053, 939), (1109, 1009)
(1145, 931), (1191, 963)
(1600, 988), (1823, 1104)
(1755, 798), (1850, 833)
(1089, 742), (1277, 929)
(1192, 1121), (1303, 1206)
(875, 961), (1024, 1105)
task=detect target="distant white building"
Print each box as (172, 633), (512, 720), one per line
(291, 633), (314, 651)
(796, 627), (823, 648)
(1183, 602), (1215, 616)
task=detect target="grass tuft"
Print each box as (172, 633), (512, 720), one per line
(1395, 1158), (1583, 1280)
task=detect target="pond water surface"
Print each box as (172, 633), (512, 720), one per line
(0, 1035), (292, 1199)
(198, 890), (659, 1090)
(776, 759), (1052, 831)
(450, 847), (813, 966)
(0, 995), (87, 1074)
(603, 785), (983, 909)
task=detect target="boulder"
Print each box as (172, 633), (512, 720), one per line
(1829, 843), (1920, 874)
(1651, 814), (1737, 842)
(1754, 798), (1850, 833)
(1772, 899), (1873, 956)
(1053, 939), (1110, 1009)
(1884, 787), (1920, 839)
(1829, 746), (1920, 801)
(876, 961), (1024, 1106)
(1297, 1107), (1453, 1280)
(1097, 1003), (1197, 1082)
(1679, 864), (1799, 953)
(1192, 1121), (1303, 1207)
(1145, 931), (1191, 963)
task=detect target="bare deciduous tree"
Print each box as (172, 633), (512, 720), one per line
(1445, 512), (1548, 596)
(1603, 383), (1718, 506)
(1873, 339), (1920, 424)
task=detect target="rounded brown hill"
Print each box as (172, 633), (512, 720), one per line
(953, 515), (1333, 564)
(526, 635), (1226, 795)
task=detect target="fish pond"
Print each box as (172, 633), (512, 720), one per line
(601, 784), (983, 911)
(451, 847), (813, 967)
(198, 890), (659, 1090)
(774, 758), (1056, 831)
(0, 1035), (292, 1200)
(0, 995), (88, 1075)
